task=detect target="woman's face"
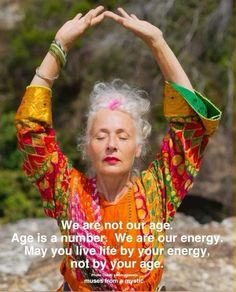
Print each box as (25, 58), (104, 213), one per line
(87, 108), (141, 177)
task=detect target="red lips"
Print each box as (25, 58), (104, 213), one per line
(103, 156), (120, 164)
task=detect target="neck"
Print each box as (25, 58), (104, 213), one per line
(96, 172), (132, 203)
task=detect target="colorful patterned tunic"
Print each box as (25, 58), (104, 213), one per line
(14, 81), (221, 291)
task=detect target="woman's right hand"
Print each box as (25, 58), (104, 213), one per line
(55, 5), (105, 52)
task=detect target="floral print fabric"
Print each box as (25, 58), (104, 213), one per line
(14, 82), (221, 291)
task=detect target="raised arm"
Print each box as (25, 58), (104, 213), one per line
(105, 8), (221, 223)
(104, 7), (193, 90)
(14, 7), (105, 219)
(31, 6), (105, 88)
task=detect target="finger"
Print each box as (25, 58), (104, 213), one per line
(117, 7), (132, 19)
(84, 12), (93, 25)
(84, 8), (95, 19)
(130, 13), (139, 20)
(92, 5), (105, 17)
(104, 11), (124, 24)
(73, 13), (82, 21)
(104, 11), (117, 18)
(91, 12), (105, 26)
(82, 6), (104, 26)
(104, 12), (136, 34)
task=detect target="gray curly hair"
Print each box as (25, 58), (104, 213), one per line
(77, 79), (152, 173)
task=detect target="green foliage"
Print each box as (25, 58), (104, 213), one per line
(0, 170), (44, 223)
(0, 111), (22, 169)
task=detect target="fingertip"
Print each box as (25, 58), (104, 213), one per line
(104, 11), (116, 18)
(96, 5), (104, 11)
(99, 13), (105, 19)
(131, 13), (138, 20)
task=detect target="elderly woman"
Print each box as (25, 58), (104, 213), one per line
(15, 6), (221, 292)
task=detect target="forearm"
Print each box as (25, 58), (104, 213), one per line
(149, 36), (193, 91)
(30, 52), (61, 88)
(30, 6), (105, 89)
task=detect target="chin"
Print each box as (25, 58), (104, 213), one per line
(97, 166), (129, 176)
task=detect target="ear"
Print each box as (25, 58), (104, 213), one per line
(135, 144), (142, 158)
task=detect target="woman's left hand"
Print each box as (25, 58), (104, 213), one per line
(104, 7), (163, 46)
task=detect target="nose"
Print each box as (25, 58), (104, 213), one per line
(106, 136), (117, 152)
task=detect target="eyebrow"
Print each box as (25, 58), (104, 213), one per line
(96, 128), (130, 135)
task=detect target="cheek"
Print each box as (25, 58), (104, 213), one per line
(88, 141), (105, 157)
(121, 142), (138, 158)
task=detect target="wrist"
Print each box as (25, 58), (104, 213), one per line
(49, 39), (67, 67)
(54, 35), (70, 53)
(147, 33), (166, 49)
